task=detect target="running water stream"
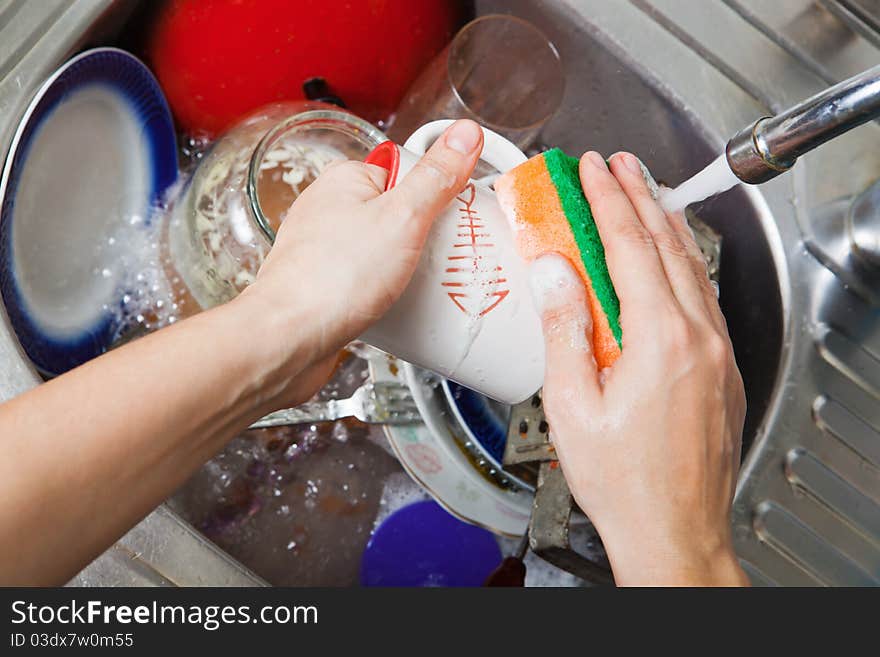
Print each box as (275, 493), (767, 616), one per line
(659, 153), (743, 214)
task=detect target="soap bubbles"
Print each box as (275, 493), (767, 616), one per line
(99, 183), (184, 346)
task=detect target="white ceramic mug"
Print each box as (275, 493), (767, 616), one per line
(361, 120), (545, 404)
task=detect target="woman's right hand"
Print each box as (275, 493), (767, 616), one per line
(529, 150), (748, 586)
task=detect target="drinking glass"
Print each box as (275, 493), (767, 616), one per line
(386, 14), (565, 151)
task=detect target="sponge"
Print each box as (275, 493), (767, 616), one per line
(495, 148), (621, 369)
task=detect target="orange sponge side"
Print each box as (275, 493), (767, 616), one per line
(496, 155), (621, 369)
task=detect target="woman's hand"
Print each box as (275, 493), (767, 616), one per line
(530, 151), (748, 586)
(240, 119), (483, 392)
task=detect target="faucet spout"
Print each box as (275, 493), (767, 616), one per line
(726, 65), (880, 184)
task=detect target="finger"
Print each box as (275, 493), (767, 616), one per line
(579, 152), (676, 326)
(379, 119), (482, 237)
(665, 209), (728, 331)
(608, 152), (711, 322)
(529, 253), (602, 409)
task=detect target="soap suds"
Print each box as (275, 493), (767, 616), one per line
(638, 159), (661, 200)
(529, 253), (592, 352)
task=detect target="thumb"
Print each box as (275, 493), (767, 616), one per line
(530, 254), (602, 406)
(380, 119), (483, 233)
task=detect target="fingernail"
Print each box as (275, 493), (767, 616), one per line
(620, 152), (642, 174)
(584, 151), (606, 170)
(529, 254), (586, 315)
(445, 120), (482, 154)
(614, 152), (660, 200)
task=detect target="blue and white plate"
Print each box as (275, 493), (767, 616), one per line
(0, 47), (178, 376)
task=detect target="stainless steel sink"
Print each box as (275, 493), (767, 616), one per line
(1, 0), (878, 586)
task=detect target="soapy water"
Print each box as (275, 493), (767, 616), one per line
(168, 350), (413, 586)
(170, 423), (402, 586)
(94, 181), (186, 345)
(167, 341), (592, 586)
(659, 153), (741, 214)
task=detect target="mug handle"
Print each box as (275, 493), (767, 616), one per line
(403, 120), (527, 176)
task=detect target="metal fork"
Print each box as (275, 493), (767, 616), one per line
(248, 381), (421, 429)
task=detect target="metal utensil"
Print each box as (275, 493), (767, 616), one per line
(249, 381), (421, 429)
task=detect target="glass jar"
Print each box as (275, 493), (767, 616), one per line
(164, 103), (387, 315)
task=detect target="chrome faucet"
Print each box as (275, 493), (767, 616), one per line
(726, 64), (880, 184)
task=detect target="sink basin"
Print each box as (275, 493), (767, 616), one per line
(161, 0), (784, 583)
(2, 0), (877, 586)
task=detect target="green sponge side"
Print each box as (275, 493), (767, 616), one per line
(543, 148), (622, 347)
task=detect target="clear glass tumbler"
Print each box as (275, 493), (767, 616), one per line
(386, 14), (565, 150)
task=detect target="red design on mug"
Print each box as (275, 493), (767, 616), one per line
(441, 184), (510, 317)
